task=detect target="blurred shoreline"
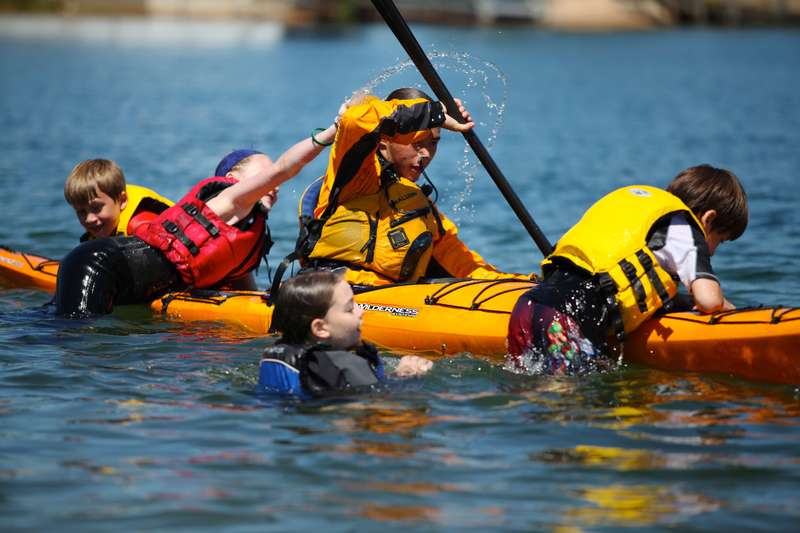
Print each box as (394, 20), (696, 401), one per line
(2, 0), (800, 31)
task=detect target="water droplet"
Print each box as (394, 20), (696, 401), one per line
(354, 51), (508, 221)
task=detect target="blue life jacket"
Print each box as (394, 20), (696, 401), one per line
(258, 341), (385, 398)
(298, 176), (324, 224)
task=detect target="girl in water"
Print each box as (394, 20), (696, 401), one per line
(259, 269), (432, 397)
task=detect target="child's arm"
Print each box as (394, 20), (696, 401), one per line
(207, 122), (337, 224)
(690, 278), (735, 313)
(654, 214), (735, 314)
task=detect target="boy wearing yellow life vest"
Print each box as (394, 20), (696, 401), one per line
(507, 165), (749, 374)
(299, 88), (530, 286)
(64, 159), (173, 241)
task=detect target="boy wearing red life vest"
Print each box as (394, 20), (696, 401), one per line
(55, 117), (339, 317)
(64, 158), (173, 241)
(506, 164), (749, 374)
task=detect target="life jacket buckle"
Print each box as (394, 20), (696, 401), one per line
(388, 228), (409, 249)
(597, 273), (617, 296)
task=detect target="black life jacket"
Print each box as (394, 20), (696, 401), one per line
(259, 342), (385, 397)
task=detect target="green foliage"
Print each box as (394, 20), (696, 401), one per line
(0, 0), (62, 13)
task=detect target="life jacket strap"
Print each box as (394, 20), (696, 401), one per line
(389, 206), (431, 228)
(618, 258), (648, 313)
(636, 249), (670, 305)
(266, 216), (322, 305)
(597, 272), (625, 341)
(267, 249), (299, 306)
(181, 203), (219, 238)
(162, 220), (199, 256)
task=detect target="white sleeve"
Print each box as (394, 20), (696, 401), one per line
(651, 214), (717, 291)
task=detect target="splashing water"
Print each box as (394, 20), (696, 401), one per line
(350, 51), (508, 220)
(504, 341), (622, 377)
(504, 290), (624, 377)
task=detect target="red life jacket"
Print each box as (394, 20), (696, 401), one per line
(135, 177), (269, 288)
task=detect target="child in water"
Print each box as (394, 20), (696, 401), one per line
(507, 164), (749, 374)
(64, 158), (172, 241)
(259, 269), (433, 397)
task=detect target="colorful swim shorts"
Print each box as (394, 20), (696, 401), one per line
(506, 293), (600, 375)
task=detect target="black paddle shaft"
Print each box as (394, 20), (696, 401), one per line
(370, 0), (553, 257)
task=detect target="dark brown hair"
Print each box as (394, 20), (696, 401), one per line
(385, 87), (432, 101)
(269, 269), (345, 344)
(667, 164), (749, 240)
(64, 159), (126, 207)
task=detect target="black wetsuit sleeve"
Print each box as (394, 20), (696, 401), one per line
(55, 236), (179, 317)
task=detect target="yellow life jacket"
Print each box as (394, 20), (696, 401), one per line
(542, 185), (706, 339)
(117, 184), (173, 236)
(307, 176), (443, 283)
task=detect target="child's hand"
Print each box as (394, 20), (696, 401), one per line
(441, 98), (474, 133)
(259, 186), (279, 211)
(394, 355), (433, 378)
(335, 100), (349, 127)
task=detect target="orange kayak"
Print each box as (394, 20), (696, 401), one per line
(0, 246), (59, 291)
(150, 279), (800, 384)
(3, 245), (799, 384)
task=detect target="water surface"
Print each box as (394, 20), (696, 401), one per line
(1, 16), (799, 531)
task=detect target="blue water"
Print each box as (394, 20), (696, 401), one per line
(2, 16), (799, 531)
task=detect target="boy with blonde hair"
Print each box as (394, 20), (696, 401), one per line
(55, 112), (340, 317)
(64, 159), (172, 241)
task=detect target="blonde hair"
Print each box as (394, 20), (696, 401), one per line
(226, 154), (258, 176)
(64, 159), (126, 207)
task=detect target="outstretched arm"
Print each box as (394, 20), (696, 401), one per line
(207, 122), (338, 224)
